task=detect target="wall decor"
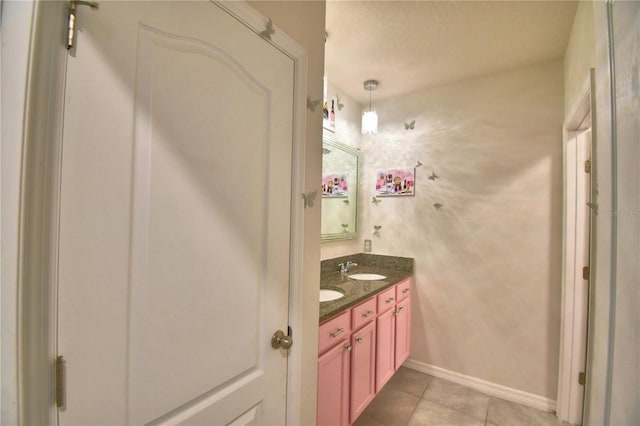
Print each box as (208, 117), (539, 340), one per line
(428, 171), (439, 180)
(302, 190), (318, 208)
(307, 96), (321, 112)
(336, 93), (344, 111)
(322, 173), (349, 197)
(259, 18), (275, 40)
(404, 120), (415, 130)
(375, 168), (415, 196)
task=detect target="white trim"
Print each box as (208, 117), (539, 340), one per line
(557, 71), (594, 425)
(16, 2), (67, 424)
(403, 359), (557, 413)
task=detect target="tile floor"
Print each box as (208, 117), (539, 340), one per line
(352, 367), (568, 426)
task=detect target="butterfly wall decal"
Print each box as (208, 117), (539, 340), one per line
(260, 18), (275, 41)
(372, 196), (382, 205)
(307, 96), (321, 112)
(302, 190), (318, 208)
(415, 161), (423, 168)
(373, 225), (382, 237)
(336, 93), (344, 111)
(428, 171), (439, 180)
(433, 202), (443, 209)
(404, 120), (415, 130)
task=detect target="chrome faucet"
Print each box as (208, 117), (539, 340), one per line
(338, 261), (358, 274)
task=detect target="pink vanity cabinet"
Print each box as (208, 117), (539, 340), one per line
(317, 277), (412, 426)
(349, 320), (376, 423)
(317, 311), (351, 426)
(375, 279), (412, 392)
(375, 296), (396, 392)
(394, 281), (412, 369)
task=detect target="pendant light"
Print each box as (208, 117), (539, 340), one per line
(361, 80), (379, 134)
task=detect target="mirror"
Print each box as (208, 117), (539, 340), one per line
(321, 131), (360, 241)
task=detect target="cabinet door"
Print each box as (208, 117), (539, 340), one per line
(350, 321), (376, 424)
(375, 307), (396, 393)
(395, 297), (411, 370)
(317, 339), (351, 426)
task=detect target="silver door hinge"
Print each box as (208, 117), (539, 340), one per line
(584, 159), (592, 173)
(67, 1), (99, 50)
(56, 355), (66, 408)
(579, 371), (586, 386)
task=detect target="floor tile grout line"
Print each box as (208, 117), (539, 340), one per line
(418, 393), (491, 423)
(403, 398), (421, 426)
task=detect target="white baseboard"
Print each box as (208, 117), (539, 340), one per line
(403, 359), (557, 413)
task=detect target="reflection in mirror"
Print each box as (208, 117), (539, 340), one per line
(321, 131), (360, 241)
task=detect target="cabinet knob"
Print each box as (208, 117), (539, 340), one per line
(344, 344), (353, 352)
(355, 337), (363, 344)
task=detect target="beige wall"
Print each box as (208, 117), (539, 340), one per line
(606, 3), (640, 424)
(247, 2), (325, 424)
(334, 61), (564, 399)
(573, 2), (640, 424)
(564, 1), (595, 118)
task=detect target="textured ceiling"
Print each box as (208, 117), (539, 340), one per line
(325, 1), (578, 104)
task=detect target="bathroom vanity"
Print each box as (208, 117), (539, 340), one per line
(317, 254), (413, 426)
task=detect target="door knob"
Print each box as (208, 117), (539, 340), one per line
(271, 330), (293, 350)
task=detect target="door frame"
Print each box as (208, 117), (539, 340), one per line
(557, 69), (596, 425)
(17, 1), (309, 424)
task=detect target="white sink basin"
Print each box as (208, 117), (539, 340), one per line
(348, 273), (387, 281)
(320, 289), (344, 302)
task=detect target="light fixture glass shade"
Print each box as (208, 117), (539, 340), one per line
(362, 110), (378, 134)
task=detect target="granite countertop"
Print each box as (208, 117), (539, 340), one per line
(319, 254), (414, 323)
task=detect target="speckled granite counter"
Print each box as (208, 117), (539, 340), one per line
(319, 253), (414, 323)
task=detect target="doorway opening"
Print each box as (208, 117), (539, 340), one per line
(557, 70), (595, 426)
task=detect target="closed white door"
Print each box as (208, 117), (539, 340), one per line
(57, 2), (295, 424)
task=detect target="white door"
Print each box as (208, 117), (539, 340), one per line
(57, 2), (295, 424)
(562, 127), (592, 425)
(572, 128), (592, 425)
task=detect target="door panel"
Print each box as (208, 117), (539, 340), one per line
(350, 322), (376, 423)
(375, 308), (395, 392)
(395, 297), (411, 369)
(58, 2), (294, 424)
(317, 340), (350, 426)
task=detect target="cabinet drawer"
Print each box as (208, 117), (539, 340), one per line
(396, 279), (412, 302)
(352, 297), (377, 330)
(319, 311), (351, 355)
(377, 287), (396, 313)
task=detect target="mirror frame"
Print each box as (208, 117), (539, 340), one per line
(321, 131), (361, 241)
